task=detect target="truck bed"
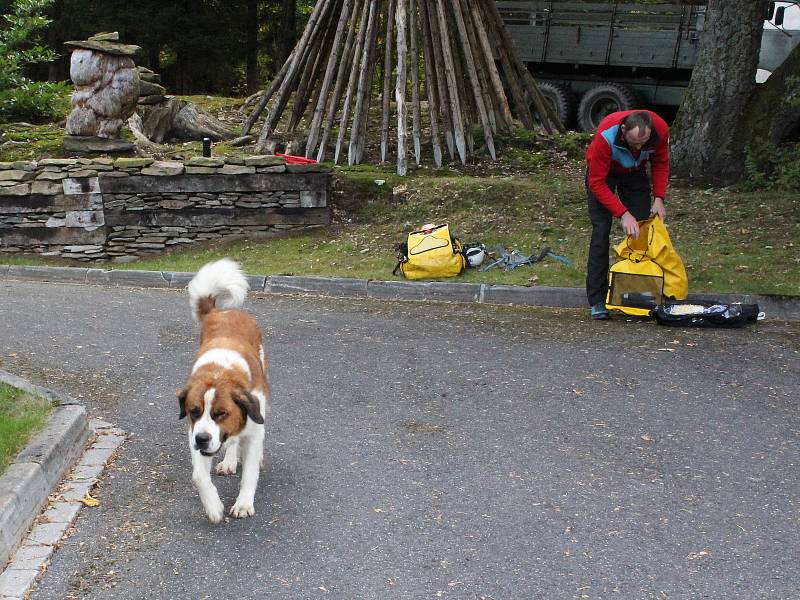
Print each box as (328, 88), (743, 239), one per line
(496, 1), (705, 70)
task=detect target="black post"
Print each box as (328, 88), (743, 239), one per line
(202, 137), (212, 157)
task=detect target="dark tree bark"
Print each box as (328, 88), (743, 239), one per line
(741, 44), (800, 148)
(671, 0), (764, 184)
(279, 0), (298, 67)
(46, 0), (66, 81)
(245, 0), (260, 94)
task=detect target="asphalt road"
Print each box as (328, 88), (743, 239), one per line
(1, 279), (798, 600)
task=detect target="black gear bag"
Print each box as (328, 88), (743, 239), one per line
(652, 301), (762, 328)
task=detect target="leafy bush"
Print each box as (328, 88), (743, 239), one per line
(743, 143), (800, 191)
(558, 132), (592, 159)
(0, 0), (69, 123)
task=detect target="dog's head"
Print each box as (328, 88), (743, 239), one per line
(177, 372), (264, 456)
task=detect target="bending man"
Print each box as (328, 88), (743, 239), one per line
(584, 110), (670, 320)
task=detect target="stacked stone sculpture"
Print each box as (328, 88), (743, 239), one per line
(63, 32), (141, 153)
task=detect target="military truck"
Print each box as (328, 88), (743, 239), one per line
(496, 1), (800, 130)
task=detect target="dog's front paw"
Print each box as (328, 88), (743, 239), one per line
(205, 498), (225, 523)
(230, 501), (255, 518)
(214, 461), (237, 476)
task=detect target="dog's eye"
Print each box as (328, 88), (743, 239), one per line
(190, 408), (202, 419)
(212, 411), (227, 419)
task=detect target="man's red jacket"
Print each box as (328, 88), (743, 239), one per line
(585, 110), (669, 217)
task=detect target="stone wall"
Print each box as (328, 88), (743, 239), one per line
(0, 156), (330, 261)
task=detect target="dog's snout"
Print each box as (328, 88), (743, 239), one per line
(195, 432), (212, 447)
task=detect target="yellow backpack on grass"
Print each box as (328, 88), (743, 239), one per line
(606, 216), (688, 316)
(394, 224), (466, 280)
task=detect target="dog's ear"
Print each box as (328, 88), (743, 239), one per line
(234, 388), (264, 424)
(177, 387), (188, 420)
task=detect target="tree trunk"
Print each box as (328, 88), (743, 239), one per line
(171, 101), (236, 141)
(671, 0), (764, 184)
(381, 0), (398, 163)
(135, 99), (235, 143)
(46, 0), (66, 81)
(280, 0), (298, 67)
(741, 44), (800, 147)
(395, 0), (408, 175)
(245, 0), (260, 94)
(306, 0), (355, 158)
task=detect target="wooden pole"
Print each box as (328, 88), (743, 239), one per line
(380, 0), (397, 163)
(288, 3), (339, 134)
(335, 0), (372, 163)
(349, 0), (381, 165)
(242, 48), (294, 137)
(419, 0), (442, 167)
(451, 0), (495, 159)
(483, 1), (534, 129)
(318, 0), (365, 162)
(306, 0), (354, 157)
(468, 0), (514, 133)
(459, 0), (497, 133)
(434, 0), (467, 164)
(425, 1), (454, 160)
(480, 0), (564, 133)
(255, 0), (332, 152)
(447, 3), (473, 129)
(395, 0), (408, 175)
(409, 0), (422, 165)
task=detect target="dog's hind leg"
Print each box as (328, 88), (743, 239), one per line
(215, 439), (239, 475)
(230, 426), (264, 518)
(192, 450), (225, 523)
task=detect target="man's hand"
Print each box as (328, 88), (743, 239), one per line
(621, 211), (640, 238)
(651, 197), (666, 222)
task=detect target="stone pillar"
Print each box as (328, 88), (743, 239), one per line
(63, 32), (141, 153)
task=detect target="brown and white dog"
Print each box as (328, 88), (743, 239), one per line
(178, 258), (269, 523)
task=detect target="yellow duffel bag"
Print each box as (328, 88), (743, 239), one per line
(394, 224), (466, 280)
(606, 216), (687, 316)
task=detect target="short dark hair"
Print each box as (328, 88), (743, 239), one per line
(622, 111), (658, 146)
(622, 111), (653, 131)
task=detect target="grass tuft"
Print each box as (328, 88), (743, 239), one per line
(0, 382), (54, 475)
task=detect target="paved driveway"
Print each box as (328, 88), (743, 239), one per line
(1, 279), (798, 600)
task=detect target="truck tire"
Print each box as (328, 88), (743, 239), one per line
(535, 82), (576, 129)
(577, 83), (638, 132)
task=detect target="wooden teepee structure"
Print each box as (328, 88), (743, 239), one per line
(243, 0), (563, 175)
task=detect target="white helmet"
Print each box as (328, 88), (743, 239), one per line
(464, 243), (486, 267)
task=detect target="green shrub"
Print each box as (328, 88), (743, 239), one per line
(744, 143), (800, 191)
(558, 132), (592, 159)
(0, 0), (69, 123)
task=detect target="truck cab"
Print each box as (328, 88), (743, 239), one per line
(497, 1), (800, 130)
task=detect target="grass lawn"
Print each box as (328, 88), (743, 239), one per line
(0, 382), (54, 475)
(106, 161), (800, 296)
(1, 96), (798, 297)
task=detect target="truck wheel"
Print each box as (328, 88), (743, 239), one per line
(577, 83), (638, 132)
(534, 82), (576, 129)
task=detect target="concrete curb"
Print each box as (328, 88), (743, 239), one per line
(0, 371), (91, 571)
(1, 264), (799, 321)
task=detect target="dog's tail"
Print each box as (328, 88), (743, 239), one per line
(187, 258), (249, 322)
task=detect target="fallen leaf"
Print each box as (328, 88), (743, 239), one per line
(80, 492), (100, 507)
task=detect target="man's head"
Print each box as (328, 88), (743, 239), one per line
(620, 111), (654, 151)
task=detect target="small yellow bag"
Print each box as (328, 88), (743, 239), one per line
(395, 224), (466, 280)
(606, 216), (688, 316)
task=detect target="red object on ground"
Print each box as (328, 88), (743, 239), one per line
(276, 153), (317, 164)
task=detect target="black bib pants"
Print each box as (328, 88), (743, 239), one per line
(586, 169), (652, 307)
